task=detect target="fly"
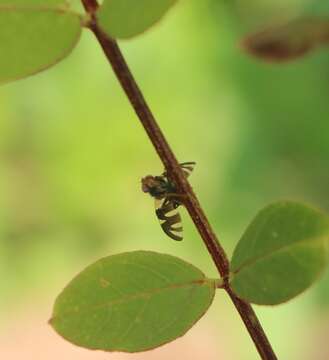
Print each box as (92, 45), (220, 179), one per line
(141, 162), (195, 241)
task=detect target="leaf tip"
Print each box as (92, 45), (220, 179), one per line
(48, 316), (54, 326)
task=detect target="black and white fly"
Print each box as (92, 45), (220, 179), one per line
(141, 162), (195, 241)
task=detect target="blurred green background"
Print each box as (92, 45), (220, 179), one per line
(1, 0), (329, 359)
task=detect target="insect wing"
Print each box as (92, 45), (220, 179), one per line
(162, 161), (196, 178)
(180, 161), (196, 177)
(155, 198), (183, 241)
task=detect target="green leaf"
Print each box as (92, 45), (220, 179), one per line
(242, 17), (329, 62)
(230, 201), (329, 305)
(50, 251), (216, 352)
(97, 0), (178, 39)
(0, 0), (69, 7)
(0, 6), (82, 84)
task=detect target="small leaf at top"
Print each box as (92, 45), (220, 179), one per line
(0, 6), (82, 84)
(242, 17), (329, 62)
(230, 201), (329, 305)
(50, 251), (216, 352)
(97, 0), (178, 39)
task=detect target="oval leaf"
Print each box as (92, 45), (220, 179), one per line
(0, 7), (82, 84)
(50, 251), (215, 352)
(242, 17), (329, 62)
(230, 201), (329, 305)
(97, 0), (178, 39)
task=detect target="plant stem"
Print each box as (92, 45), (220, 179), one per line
(81, 1), (278, 359)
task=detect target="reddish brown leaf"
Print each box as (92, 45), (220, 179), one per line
(242, 17), (329, 62)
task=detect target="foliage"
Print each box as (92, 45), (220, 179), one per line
(51, 251), (216, 352)
(230, 202), (329, 305)
(0, 1), (81, 84)
(97, 0), (178, 39)
(1, 0), (329, 358)
(242, 17), (329, 62)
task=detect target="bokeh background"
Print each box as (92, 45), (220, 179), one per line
(1, 0), (329, 359)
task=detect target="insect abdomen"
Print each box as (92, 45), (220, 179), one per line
(155, 201), (183, 241)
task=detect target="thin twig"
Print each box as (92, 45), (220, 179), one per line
(81, 1), (278, 359)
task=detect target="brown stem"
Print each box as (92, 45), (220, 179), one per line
(81, 0), (97, 13)
(81, 1), (277, 359)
